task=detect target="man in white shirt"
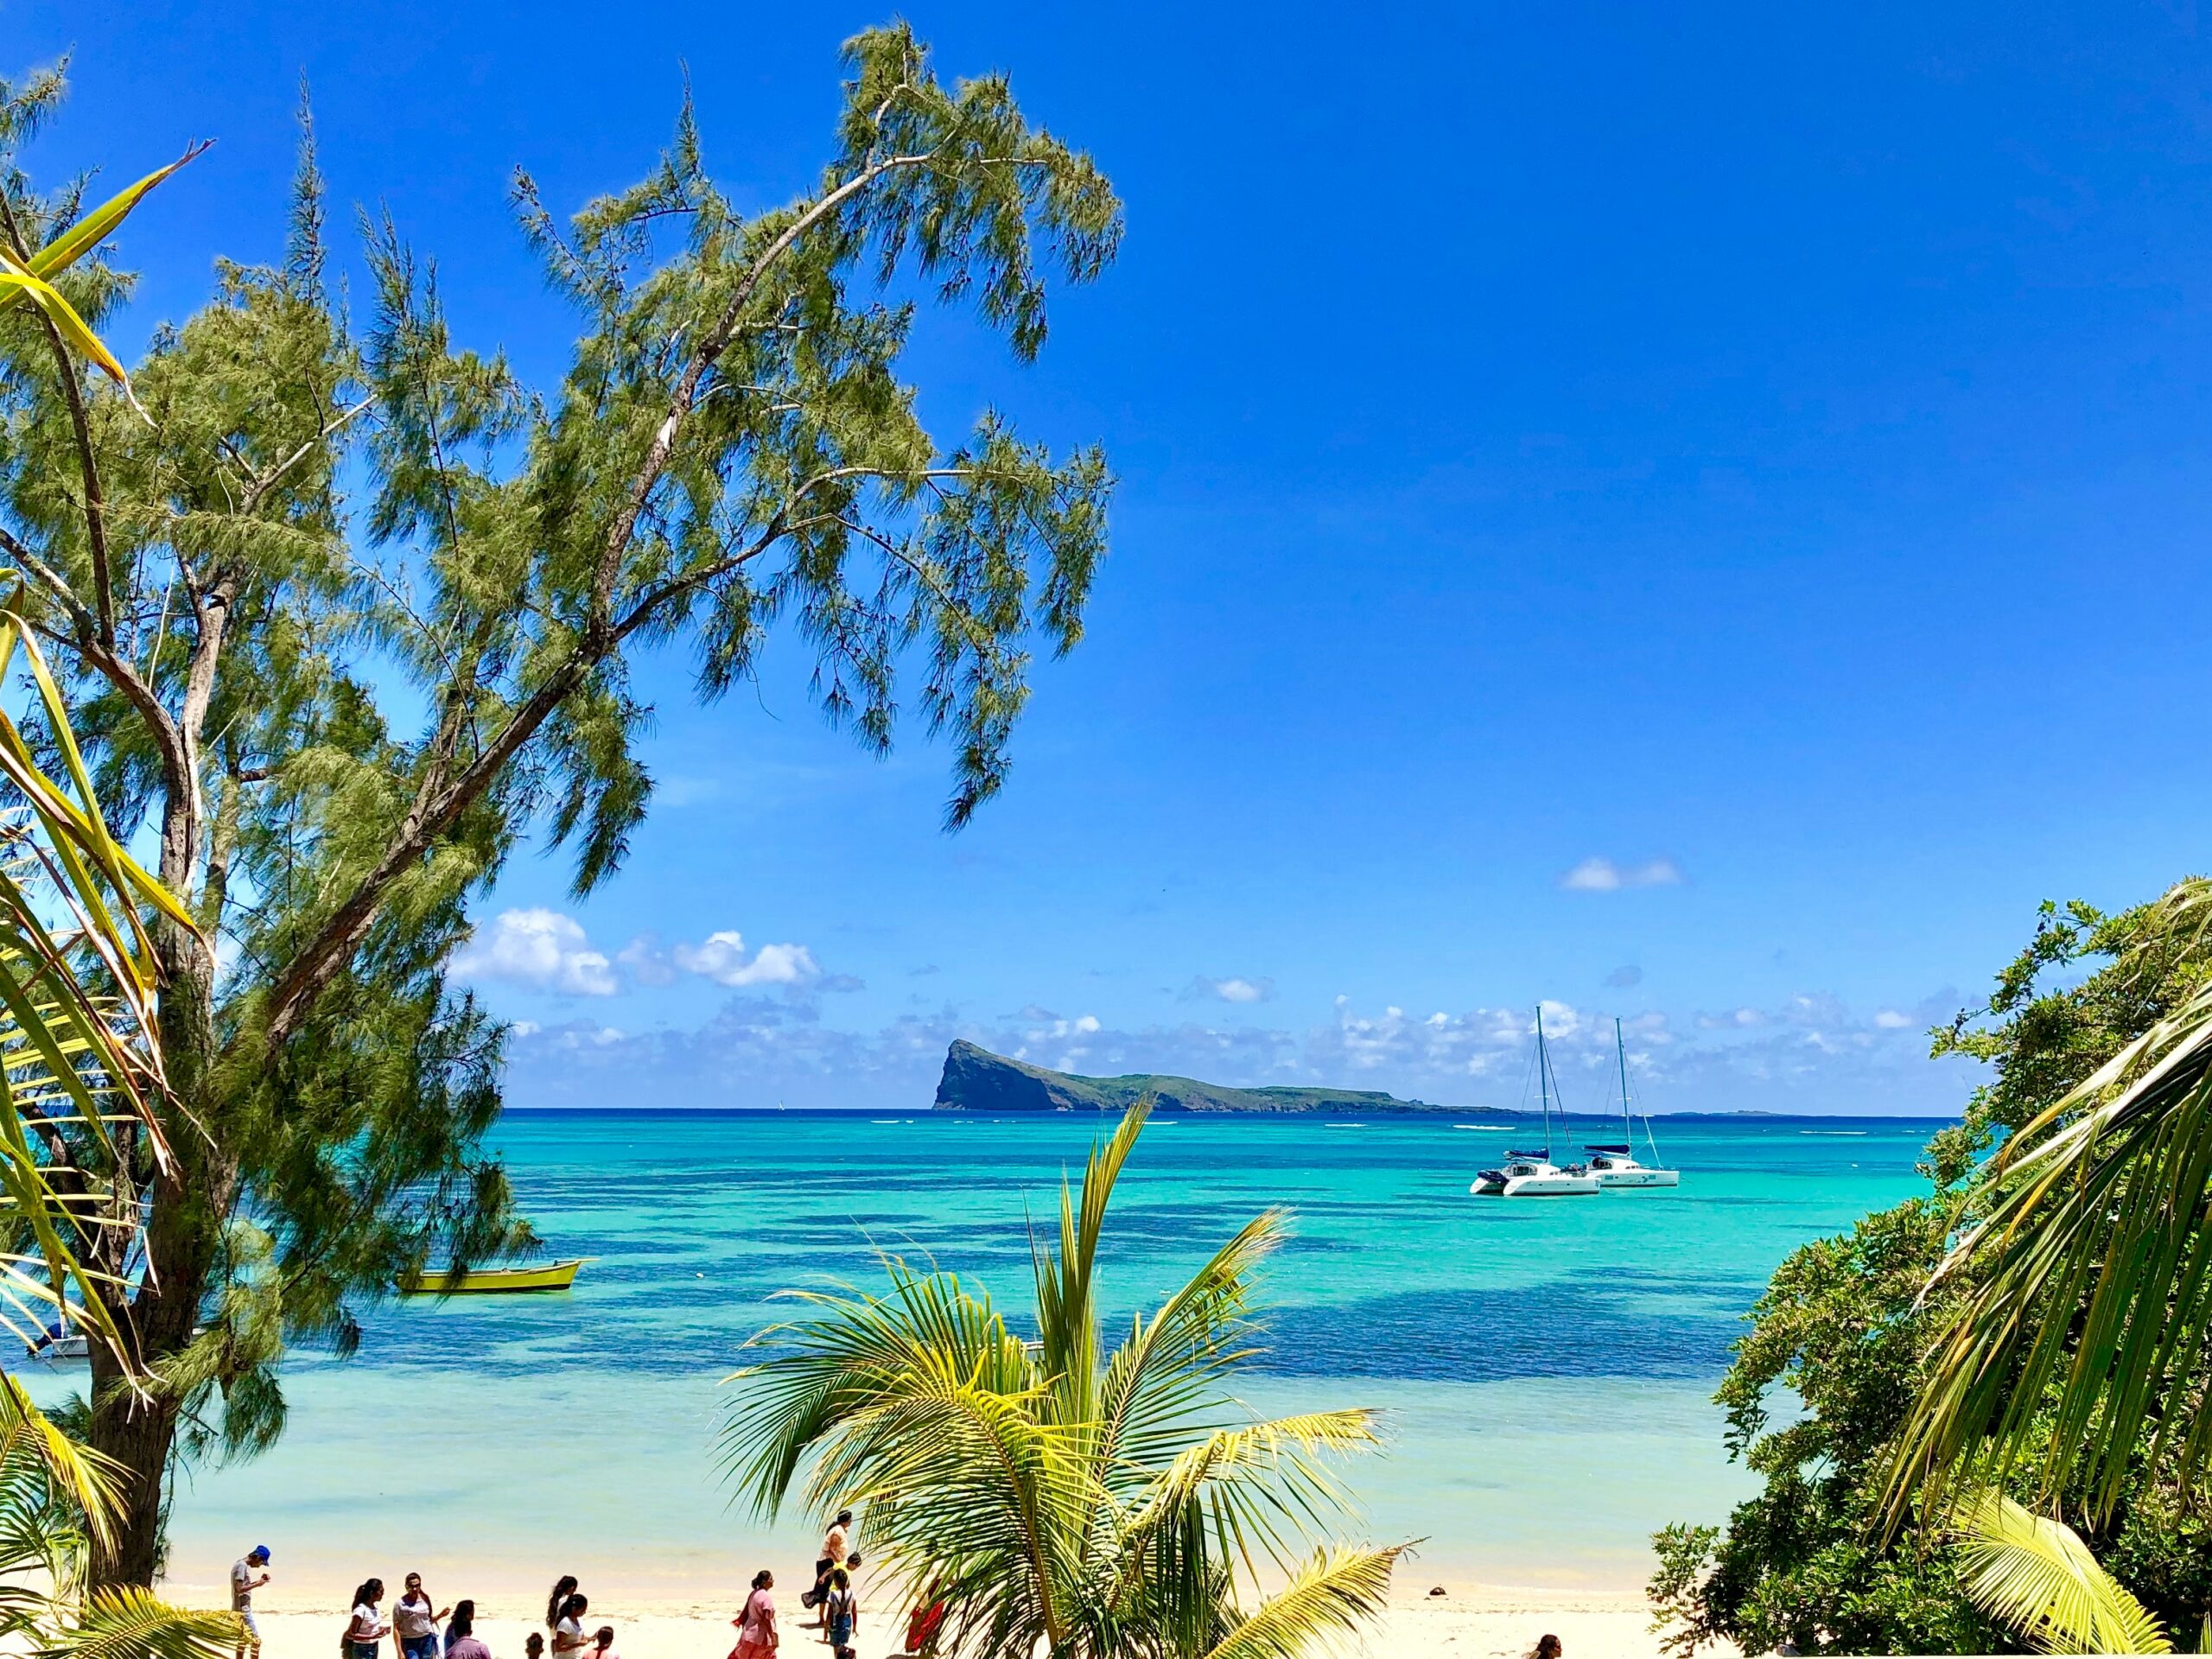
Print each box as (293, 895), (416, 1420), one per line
(231, 1546), (270, 1659)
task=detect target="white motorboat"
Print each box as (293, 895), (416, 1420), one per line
(24, 1319), (88, 1361)
(1583, 1018), (1680, 1189)
(1470, 1008), (1599, 1198)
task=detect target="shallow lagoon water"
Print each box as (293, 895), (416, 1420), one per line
(121, 1109), (1941, 1597)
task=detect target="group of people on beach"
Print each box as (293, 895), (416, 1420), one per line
(229, 1552), (620, 1659)
(225, 1514), (946, 1659)
(340, 1573), (618, 1659)
(730, 1508), (944, 1659)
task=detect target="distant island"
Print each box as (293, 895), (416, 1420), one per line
(932, 1039), (1461, 1114)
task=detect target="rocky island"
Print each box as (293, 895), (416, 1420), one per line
(931, 1038), (1463, 1114)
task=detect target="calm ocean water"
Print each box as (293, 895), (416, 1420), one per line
(111, 1109), (1941, 1599)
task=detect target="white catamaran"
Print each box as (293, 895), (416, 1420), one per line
(1581, 1017), (1680, 1189)
(1470, 1007), (1600, 1198)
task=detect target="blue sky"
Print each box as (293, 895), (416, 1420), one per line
(17, 0), (2212, 1112)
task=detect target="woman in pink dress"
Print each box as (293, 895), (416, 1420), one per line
(730, 1571), (778, 1658)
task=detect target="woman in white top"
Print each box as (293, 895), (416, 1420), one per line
(392, 1573), (451, 1659)
(344, 1580), (389, 1659)
(552, 1592), (594, 1659)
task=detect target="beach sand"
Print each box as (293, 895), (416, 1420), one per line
(179, 1578), (1688, 1659)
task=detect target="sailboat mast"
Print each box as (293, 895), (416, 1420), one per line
(1617, 1017), (1632, 1143)
(1537, 1005), (1552, 1154)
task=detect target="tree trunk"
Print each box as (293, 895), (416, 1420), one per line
(86, 950), (232, 1588)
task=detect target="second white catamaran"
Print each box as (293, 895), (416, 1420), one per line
(1580, 1017), (1680, 1189)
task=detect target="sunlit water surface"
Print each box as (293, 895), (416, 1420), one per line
(35, 1110), (1942, 1600)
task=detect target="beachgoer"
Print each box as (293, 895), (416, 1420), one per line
(822, 1567), (857, 1659)
(345, 1580), (389, 1659)
(444, 1604), (492, 1659)
(552, 1593), (593, 1659)
(545, 1579), (578, 1634)
(801, 1510), (851, 1619)
(230, 1545), (270, 1659)
(393, 1573), (452, 1659)
(896, 1580), (946, 1659)
(730, 1570), (778, 1658)
(524, 1636), (544, 1659)
(591, 1626), (619, 1659)
(1529, 1637), (1562, 1659)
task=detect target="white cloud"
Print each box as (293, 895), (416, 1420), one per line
(617, 933), (680, 988)
(501, 982), (1977, 1118)
(454, 908), (618, 996)
(673, 931), (821, 988)
(1558, 855), (1686, 893)
(1698, 1007), (1768, 1030)
(1873, 1009), (1914, 1029)
(1184, 974), (1275, 1004)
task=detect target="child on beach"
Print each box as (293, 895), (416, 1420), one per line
(822, 1566), (857, 1659)
(524, 1635), (545, 1659)
(592, 1625), (619, 1659)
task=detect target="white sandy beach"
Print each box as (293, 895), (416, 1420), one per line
(173, 1580), (1685, 1659)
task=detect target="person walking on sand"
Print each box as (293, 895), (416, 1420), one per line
(545, 1578), (578, 1634)
(345, 1581), (390, 1659)
(552, 1592), (594, 1659)
(801, 1510), (851, 1623)
(229, 1545), (270, 1659)
(730, 1570), (779, 1658)
(892, 1580), (945, 1659)
(820, 1567), (858, 1659)
(393, 1573), (451, 1659)
(443, 1604), (491, 1659)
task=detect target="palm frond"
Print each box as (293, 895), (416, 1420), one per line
(1200, 1545), (1405, 1659)
(0, 1377), (120, 1555)
(1033, 1096), (1149, 1432)
(1952, 1491), (2170, 1656)
(1096, 1207), (1289, 1480)
(1888, 881), (2212, 1522)
(37, 1586), (243, 1659)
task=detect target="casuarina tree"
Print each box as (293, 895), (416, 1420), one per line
(0, 27), (1120, 1582)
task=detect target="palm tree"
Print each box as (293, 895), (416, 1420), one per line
(1953, 1492), (2170, 1656)
(722, 1103), (1405, 1659)
(0, 1372), (238, 1659)
(0, 136), (206, 1359)
(1887, 879), (2212, 1525)
(0, 589), (200, 1357)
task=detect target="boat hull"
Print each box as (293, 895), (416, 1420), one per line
(398, 1259), (586, 1294)
(1501, 1173), (1601, 1197)
(1593, 1167), (1678, 1188)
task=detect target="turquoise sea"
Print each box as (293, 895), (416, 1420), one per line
(124, 1109), (1942, 1602)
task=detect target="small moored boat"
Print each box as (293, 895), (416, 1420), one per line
(1586, 1019), (1679, 1189)
(397, 1258), (588, 1294)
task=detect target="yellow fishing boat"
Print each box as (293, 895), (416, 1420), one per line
(397, 1258), (588, 1294)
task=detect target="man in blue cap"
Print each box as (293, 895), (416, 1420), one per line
(231, 1545), (270, 1659)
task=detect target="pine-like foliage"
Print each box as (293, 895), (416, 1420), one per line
(0, 27), (1122, 1579)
